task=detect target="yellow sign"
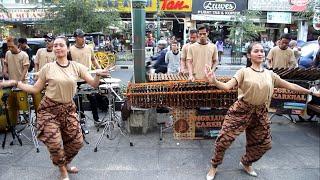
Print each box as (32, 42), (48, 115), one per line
(108, 0), (192, 12)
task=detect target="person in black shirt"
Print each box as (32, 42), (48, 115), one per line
(18, 38), (34, 72)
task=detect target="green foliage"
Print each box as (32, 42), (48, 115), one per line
(228, 10), (265, 44)
(41, 0), (123, 34)
(295, 0), (316, 22)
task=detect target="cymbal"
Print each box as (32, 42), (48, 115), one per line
(100, 78), (121, 83)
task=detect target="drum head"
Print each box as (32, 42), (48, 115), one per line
(100, 78), (121, 83)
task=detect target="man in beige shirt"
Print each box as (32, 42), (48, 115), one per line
(180, 29), (198, 74)
(69, 29), (102, 127)
(69, 29), (101, 69)
(3, 37), (29, 82)
(3, 36), (30, 119)
(34, 35), (56, 72)
(267, 33), (296, 68)
(187, 25), (218, 81)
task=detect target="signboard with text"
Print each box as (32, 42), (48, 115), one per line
(106, 0), (192, 12)
(173, 108), (227, 140)
(267, 12), (292, 24)
(191, 0), (247, 21)
(270, 88), (307, 115)
(0, 8), (46, 21)
(248, 0), (309, 12)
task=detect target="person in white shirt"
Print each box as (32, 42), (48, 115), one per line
(165, 41), (180, 74)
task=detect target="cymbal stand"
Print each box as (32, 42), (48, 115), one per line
(94, 84), (133, 152)
(15, 95), (40, 152)
(76, 93), (89, 144)
(1, 92), (22, 149)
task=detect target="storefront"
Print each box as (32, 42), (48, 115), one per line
(191, 0), (248, 41)
(247, 0), (310, 42)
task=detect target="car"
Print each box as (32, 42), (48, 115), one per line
(299, 40), (319, 68)
(300, 40), (318, 57)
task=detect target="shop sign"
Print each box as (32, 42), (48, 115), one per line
(248, 0), (309, 12)
(192, 0), (247, 16)
(107, 0), (192, 12)
(0, 9), (46, 21)
(267, 12), (292, 24)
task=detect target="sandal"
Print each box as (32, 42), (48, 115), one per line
(66, 166), (79, 174)
(239, 162), (257, 177)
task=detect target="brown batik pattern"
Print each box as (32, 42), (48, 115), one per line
(37, 96), (83, 167)
(211, 99), (272, 167)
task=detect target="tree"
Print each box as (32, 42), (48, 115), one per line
(227, 10), (265, 44)
(40, 0), (123, 34)
(227, 10), (265, 58)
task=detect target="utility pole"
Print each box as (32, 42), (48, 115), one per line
(132, 0), (147, 83)
(156, 0), (160, 41)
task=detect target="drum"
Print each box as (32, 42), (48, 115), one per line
(0, 89), (19, 132)
(100, 78), (121, 84)
(9, 89), (29, 111)
(78, 83), (98, 95)
(99, 83), (120, 95)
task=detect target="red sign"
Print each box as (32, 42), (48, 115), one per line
(161, 0), (190, 10)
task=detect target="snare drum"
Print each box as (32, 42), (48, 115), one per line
(0, 89), (18, 132)
(99, 83), (120, 95)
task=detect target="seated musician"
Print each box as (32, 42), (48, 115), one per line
(3, 36), (30, 122)
(69, 29), (103, 126)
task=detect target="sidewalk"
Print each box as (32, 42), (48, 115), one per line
(0, 113), (319, 180)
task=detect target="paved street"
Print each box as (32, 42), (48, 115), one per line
(0, 114), (319, 180)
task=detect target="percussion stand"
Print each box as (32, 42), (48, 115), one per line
(76, 92), (89, 144)
(1, 92), (22, 149)
(94, 84), (133, 152)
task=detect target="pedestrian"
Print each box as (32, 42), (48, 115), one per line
(204, 42), (320, 180)
(288, 40), (301, 67)
(0, 36), (110, 180)
(165, 41), (180, 74)
(215, 39), (224, 65)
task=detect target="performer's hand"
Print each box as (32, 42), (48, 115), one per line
(204, 64), (216, 83)
(0, 80), (17, 88)
(96, 66), (114, 78)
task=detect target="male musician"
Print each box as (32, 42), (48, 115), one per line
(3, 37), (29, 82)
(180, 29), (198, 74)
(34, 34), (56, 72)
(3, 36), (30, 122)
(267, 33), (296, 69)
(187, 25), (218, 81)
(69, 29), (102, 126)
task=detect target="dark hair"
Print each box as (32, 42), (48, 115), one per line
(246, 42), (261, 67)
(280, 33), (291, 40)
(197, 24), (208, 32)
(18, 38), (27, 44)
(6, 36), (19, 45)
(189, 29), (198, 34)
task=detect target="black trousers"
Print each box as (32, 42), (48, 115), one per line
(74, 94), (100, 122)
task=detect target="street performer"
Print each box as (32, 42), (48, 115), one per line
(204, 42), (320, 180)
(0, 36), (110, 180)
